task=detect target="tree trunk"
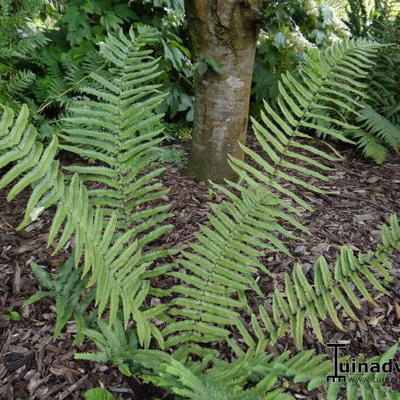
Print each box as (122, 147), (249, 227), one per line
(185, 0), (262, 182)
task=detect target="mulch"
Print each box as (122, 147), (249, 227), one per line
(1, 140), (400, 399)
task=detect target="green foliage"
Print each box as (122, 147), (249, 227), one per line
(23, 257), (96, 342)
(3, 37), (385, 356)
(0, 29), (172, 343)
(60, 27), (173, 242)
(59, 0), (136, 48)
(342, 0), (400, 162)
(369, 49), (400, 126)
(79, 343), (400, 399)
(3, 310), (22, 321)
(0, 0), (192, 138)
(55, 0), (193, 121)
(84, 388), (116, 400)
(254, 215), (399, 350)
(2, 21), (400, 400)
(156, 147), (187, 164)
(136, 349), (331, 400)
(350, 106), (400, 163)
(0, 102), (167, 343)
(345, 0), (370, 36)
(163, 122), (193, 142)
(252, 0), (349, 107)
(0, 0), (105, 141)
(0, 0), (46, 43)
(255, 0), (399, 165)
(162, 38), (381, 349)
(301, 38), (379, 142)
(0, 0), (49, 131)
(76, 319), (139, 376)
(77, 346), (332, 399)
(345, 0), (400, 37)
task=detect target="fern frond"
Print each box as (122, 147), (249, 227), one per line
(5, 70), (36, 96)
(233, 39), (380, 215)
(138, 345), (400, 400)
(345, 0), (369, 36)
(135, 348), (333, 400)
(60, 28), (172, 256)
(1, 28), (176, 339)
(0, 104), (170, 340)
(75, 318), (140, 376)
(13, 34), (50, 62)
(349, 105), (400, 163)
(254, 215), (399, 350)
(362, 105), (400, 148)
(163, 39), (381, 349)
(0, 25), (175, 345)
(24, 258), (96, 342)
(78, 321), (400, 399)
(351, 128), (389, 164)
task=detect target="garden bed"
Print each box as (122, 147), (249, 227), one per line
(1, 144), (400, 399)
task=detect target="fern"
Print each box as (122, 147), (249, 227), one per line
(163, 38), (382, 349)
(357, 106), (400, 164)
(34, 48), (107, 113)
(0, 29), (173, 340)
(79, 340), (400, 400)
(0, 0), (106, 137)
(115, 348), (332, 400)
(369, 3), (400, 121)
(23, 257), (96, 343)
(0, 28), (50, 106)
(2, 29), (399, 400)
(75, 319), (140, 376)
(0, 3), (65, 139)
(4, 70), (36, 96)
(369, 51), (400, 126)
(59, 27), (173, 258)
(252, 215), (399, 350)
(343, 0), (400, 162)
(351, 128), (389, 163)
(344, 104), (400, 164)
(345, 0), (370, 37)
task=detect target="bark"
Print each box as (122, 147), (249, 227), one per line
(185, 0), (262, 182)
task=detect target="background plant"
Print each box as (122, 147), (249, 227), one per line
(53, 0), (193, 122)
(0, 0), (193, 146)
(0, 0), (55, 136)
(252, 0), (349, 111)
(318, 0), (400, 163)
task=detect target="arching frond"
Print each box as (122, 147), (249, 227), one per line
(252, 215), (399, 350)
(164, 38), (381, 349)
(60, 27), (172, 256)
(130, 348), (333, 400)
(0, 99), (170, 340)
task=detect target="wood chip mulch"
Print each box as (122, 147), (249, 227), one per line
(1, 142), (400, 399)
